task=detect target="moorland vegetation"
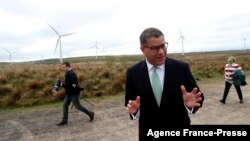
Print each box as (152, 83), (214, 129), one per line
(0, 51), (249, 107)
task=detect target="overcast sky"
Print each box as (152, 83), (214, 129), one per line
(0, 0), (249, 62)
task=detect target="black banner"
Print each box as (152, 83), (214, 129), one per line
(145, 125), (249, 139)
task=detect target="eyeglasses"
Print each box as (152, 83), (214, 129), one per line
(144, 42), (168, 53)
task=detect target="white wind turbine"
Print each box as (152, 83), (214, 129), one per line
(242, 33), (247, 51)
(48, 23), (75, 63)
(38, 54), (44, 63)
(101, 46), (107, 59)
(176, 29), (185, 55)
(89, 40), (99, 59)
(4, 48), (16, 65)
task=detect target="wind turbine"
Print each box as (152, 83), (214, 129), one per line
(176, 29), (185, 55)
(89, 40), (99, 59)
(47, 23), (75, 63)
(101, 46), (107, 59)
(242, 33), (247, 51)
(38, 54), (44, 63)
(4, 48), (16, 65)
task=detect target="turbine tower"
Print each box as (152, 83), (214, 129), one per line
(89, 40), (99, 59)
(38, 54), (44, 63)
(4, 48), (15, 65)
(179, 29), (185, 55)
(242, 33), (247, 51)
(176, 29), (185, 55)
(48, 23), (75, 63)
(102, 46), (107, 59)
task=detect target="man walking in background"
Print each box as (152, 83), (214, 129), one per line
(57, 61), (94, 126)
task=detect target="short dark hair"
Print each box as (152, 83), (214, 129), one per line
(62, 61), (71, 67)
(139, 27), (164, 46)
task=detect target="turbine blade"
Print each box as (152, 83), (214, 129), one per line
(54, 37), (61, 55)
(47, 23), (60, 36)
(242, 33), (246, 40)
(88, 46), (95, 49)
(62, 32), (76, 36)
(4, 48), (10, 53)
(175, 38), (181, 44)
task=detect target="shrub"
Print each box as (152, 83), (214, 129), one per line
(25, 79), (44, 90)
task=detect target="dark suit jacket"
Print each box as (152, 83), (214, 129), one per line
(62, 69), (80, 95)
(125, 57), (204, 140)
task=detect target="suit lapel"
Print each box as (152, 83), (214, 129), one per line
(140, 60), (160, 108)
(160, 58), (172, 107)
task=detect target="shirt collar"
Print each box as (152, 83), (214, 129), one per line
(146, 59), (165, 72)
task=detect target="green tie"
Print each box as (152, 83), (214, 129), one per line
(151, 66), (162, 106)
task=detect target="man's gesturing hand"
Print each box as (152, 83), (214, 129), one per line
(181, 85), (202, 108)
(126, 96), (140, 114)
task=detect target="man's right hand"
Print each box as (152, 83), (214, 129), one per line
(126, 96), (140, 114)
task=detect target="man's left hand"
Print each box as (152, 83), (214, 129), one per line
(181, 85), (202, 108)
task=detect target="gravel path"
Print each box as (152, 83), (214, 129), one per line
(0, 77), (249, 140)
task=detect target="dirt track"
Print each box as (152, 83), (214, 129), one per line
(0, 76), (249, 141)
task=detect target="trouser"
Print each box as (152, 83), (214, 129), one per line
(222, 81), (243, 101)
(62, 94), (92, 122)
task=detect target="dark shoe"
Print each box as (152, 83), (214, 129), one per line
(219, 100), (225, 104)
(56, 121), (67, 126)
(89, 112), (94, 122)
(240, 100), (244, 104)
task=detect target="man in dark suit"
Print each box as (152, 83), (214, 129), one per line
(56, 62), (94, 126)
(125, 27), (204, 140)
